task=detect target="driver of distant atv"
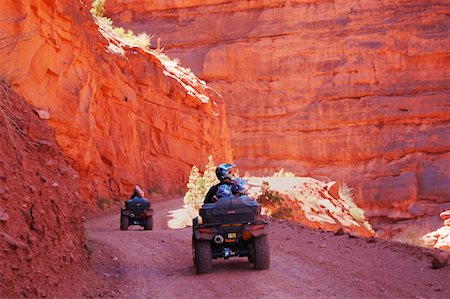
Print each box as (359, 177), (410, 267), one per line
(127, 185), (151, 208)
(204, 163), (236, 204)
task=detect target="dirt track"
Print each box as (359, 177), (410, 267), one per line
(86, 198), (450, 298)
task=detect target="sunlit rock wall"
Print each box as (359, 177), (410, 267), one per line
(0, 0), (232, 207)
(107, 0), (450, 232)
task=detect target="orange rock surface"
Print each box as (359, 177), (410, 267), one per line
(250, 177), (375, 237)
(0, 0), (232, 207)
(423, 210), (450, 252)
(107, 0), (450, 229)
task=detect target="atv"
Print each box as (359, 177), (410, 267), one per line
(192, 195), (270, 274)
(120, 199), (153, 230)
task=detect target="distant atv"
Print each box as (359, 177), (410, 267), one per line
(120, 198), (153, 230)
(192, 195), (270, 274)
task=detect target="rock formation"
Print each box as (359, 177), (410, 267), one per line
(423, 210), (450, 252)
(0, 79), (85, 298)
(251, 177), (375, 237)
(0, 0), (232, 207)
(106, 0), (450, 233)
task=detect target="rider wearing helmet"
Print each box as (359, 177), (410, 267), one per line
(130, 185), (145, 199)
(216, 184), (233, 199)
(127, 185), (150, 208)
(204, 163), (236, 204)
(231, 178), (249, 195)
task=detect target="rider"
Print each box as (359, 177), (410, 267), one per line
(130, 185), (145, 199)
(216, 184), (233, 199)
(204, 163), (236, 204)
(127, 185), (150, 207)
(231, 177), (249, 196)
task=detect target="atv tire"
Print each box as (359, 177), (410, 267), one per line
(194, 240), (212, 274)
(144, 216), (153, 230)
(192, 237), (197, 266)
(253, 235), (270, 270)
(120, 214), (129, 231)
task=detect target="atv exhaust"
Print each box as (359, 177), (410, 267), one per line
(213, 234), (224, 244)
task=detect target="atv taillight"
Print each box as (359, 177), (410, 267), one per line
(251, 224), (265, 230)
(198, 228), (213, 233)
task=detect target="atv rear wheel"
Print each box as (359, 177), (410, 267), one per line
(253, 235), (270, 270)
(194, 240), (212, 274)
(120, 214), (129, 231)
(192, 237), (197, 266)
(144, 216), (153, 230)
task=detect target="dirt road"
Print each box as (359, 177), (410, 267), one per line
(86, 198), (450, 298)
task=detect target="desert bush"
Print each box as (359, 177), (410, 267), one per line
(339, 183), (354, 201)
(90, 0), (106, 17)
(349, 207), (365, 222)
(183, 155), (218, 212)
(256, 187), (285, 206)
(90, 0), (151, 49)
(147, 186), (159, 197)
(392, 224), (438, 247)
(96, 196), (113, 209)
(271, 206), (293, 220)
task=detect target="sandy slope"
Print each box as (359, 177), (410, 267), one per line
(85, 198), (450, 298)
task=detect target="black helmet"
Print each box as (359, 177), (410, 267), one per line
(215, 163), (236, 181)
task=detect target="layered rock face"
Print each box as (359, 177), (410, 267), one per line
(250, 177), (375, 237)
(0, 0), (232, 206)
(107, 0), (450, 234)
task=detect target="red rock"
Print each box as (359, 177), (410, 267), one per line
(0, 209), (9, 222)
(430, 252), (450, 269)
(106, 0), (450, 229)
(326, 182), (340, 201)
(440, 210), (450, 221)
(0, 0), (232, 206)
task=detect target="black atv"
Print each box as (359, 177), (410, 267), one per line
(120, 198), (153, 230)
(192, 195), (270, 274)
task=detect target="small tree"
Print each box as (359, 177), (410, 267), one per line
(90, 0), (106, 17)
(183, 165), (203, 211)
(183, 155), (219, 218)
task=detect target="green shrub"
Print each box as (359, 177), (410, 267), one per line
(183, 155), (218, 211)
(256, 184), (285, 206)
(90, 0), (151, 49)
(272, 206), (293, 220)
(90, 0), (106, 17)
(96, 196), (113, 209)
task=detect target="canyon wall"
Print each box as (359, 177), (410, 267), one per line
(107, 0), (450, 233)
(0, 0), (232, 207)
(0, 80), (86, 298)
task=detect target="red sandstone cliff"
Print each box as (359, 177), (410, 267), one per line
(107, 0), (450, 234)
(0, 0), (232, 207)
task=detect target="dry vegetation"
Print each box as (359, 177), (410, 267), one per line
(90, 0), (153, 49)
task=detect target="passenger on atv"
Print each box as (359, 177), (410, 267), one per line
(204, 163), (238, 204)
(120, 185), (153, 230)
